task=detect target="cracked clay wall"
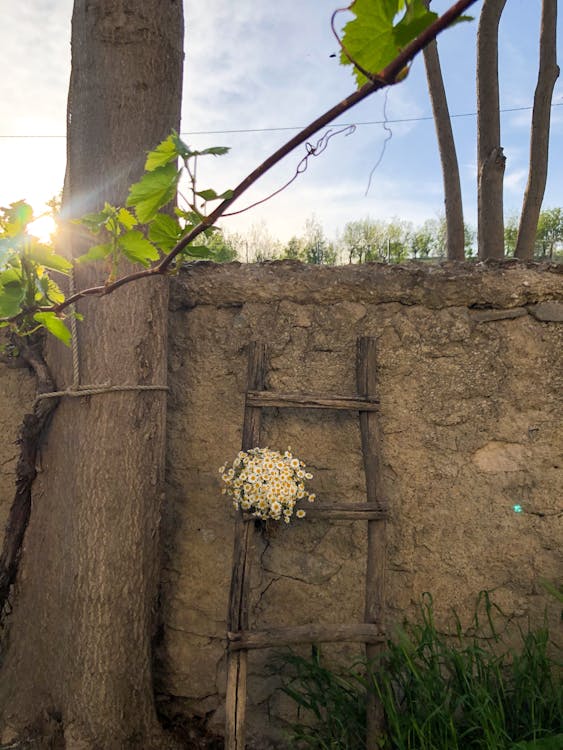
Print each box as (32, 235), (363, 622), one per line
(160, 261), (562, 748)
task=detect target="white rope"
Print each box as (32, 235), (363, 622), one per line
(35, 384), (169, 403)
(35, 264), (168, 406)
(69, 266), (80, 389)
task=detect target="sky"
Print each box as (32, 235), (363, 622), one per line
(1, 0), (562, 244)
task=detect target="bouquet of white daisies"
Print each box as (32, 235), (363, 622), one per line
(220, 447), (315, 523)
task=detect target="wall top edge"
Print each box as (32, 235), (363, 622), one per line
(171, 260), (562, 310)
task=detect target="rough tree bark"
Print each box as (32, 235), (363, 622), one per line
(0, 1), (183, 748)
(477, 0), (507, 260)
(515, 0), (559, 260)
(423, 0), (465, 261)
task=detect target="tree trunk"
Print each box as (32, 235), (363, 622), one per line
(515, 0), (559, 260)
(0, 2), (183, 748)
(423, 2), (465, 261)
(477, 0), (507, 260)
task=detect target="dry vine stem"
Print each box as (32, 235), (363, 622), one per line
(3, 0), (478, 326)
(0, 338), (59, 610)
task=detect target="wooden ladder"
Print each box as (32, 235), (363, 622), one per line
(225, 338), (388, 749)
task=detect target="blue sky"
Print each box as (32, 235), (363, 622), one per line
(1, 0), (562, 242)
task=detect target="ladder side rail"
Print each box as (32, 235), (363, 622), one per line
(225, 342), (266, 750)
(357, 337), (388, 750)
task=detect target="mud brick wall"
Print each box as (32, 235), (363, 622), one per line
(159, 261), (562, 747)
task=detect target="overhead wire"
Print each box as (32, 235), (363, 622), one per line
(0, 102), (561, 139)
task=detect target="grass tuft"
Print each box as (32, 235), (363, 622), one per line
(273, 591), (562, 749)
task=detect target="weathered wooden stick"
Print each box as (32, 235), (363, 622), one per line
(225, 342), (266, 750)
(357, 337), (388, 750)
(304, 503), (388, 521)
(224, 649), (247, 748)
(241, 503), (388, 523)
(246, 390), (379, 411)
(227, 622), (385, 651)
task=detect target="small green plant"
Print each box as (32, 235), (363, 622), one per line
(275, 592), (562, 750)
(276, 646), (367, 749)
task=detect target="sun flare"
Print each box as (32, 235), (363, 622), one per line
(28, 214), (58, 244)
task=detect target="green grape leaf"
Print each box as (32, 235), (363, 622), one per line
(192, 146), (230, 157)
(35, 273), (50, 299)
(26, 243), (72, 274)
(455, 14), (474, 24)
(394, 1), (437, 46)
(144, 131), (193, 171)
(0, 201), (34, 236)
(0, 239), (16, 267)
(171, 131), (192, 160)
(340, 0), (436, 87)
(0, 267), (22, 285)
(180, 245), (212, 259)
(148, 213), (182, 252)
(12, 201), (34, 227)
(196, 188), (234, 202)
(118, 230), (160, 266)
(117, 208), (136, 230)
(78, 203), (118, 233)
(175, 208), (205, 224)
(145, 134), (181, 171)
(43, 278), (65, 305)
(33, 312), (71, 346)
(126, 163), (180, 223)
(75, 243), (113, 264)
(0, 277), (25, 318)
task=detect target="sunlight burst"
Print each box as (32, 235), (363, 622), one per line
(28, 214), (57, 244)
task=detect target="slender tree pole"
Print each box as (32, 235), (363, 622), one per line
(515, 0), (559, 260)
(477, 0), (508, 260)
(423, 0), (465, 260)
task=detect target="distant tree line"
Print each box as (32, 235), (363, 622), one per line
(207, 208), (563, 264)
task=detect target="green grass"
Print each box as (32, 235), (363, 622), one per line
(273, 592), (562, 750)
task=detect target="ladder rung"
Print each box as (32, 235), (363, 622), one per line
(305, 503), (387, 521)
(227, 623), (386, 651)
(242, 503), (388, 522)
(246, 390), (380, 411)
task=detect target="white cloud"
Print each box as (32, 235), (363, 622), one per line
(1, 0), (562, 242)
(504, 168), (528, 194)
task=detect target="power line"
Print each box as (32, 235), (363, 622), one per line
(0, 102), (561, 139)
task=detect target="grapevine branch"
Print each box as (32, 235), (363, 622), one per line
(4, 0), (478, 323)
